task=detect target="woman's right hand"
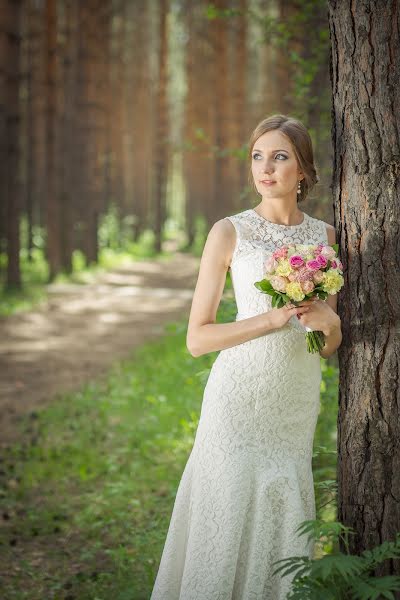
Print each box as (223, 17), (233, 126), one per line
(269, 299), (315, 329)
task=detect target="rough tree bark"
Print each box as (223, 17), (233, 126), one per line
(328, 0), (400, 578)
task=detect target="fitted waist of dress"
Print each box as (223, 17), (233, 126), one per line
(235, 311), (306, 335)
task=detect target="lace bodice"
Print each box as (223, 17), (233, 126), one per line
(225, 208), (329, 331)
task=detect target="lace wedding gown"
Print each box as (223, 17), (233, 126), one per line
(150, 208), (329, 600)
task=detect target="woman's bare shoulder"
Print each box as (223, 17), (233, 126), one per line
(205, 217), (237, 269)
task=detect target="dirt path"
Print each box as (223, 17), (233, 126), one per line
(0, 250), (200, 445)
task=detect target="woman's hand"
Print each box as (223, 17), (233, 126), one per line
(269, 300), (313, 330)
(295, 298), (340, 334)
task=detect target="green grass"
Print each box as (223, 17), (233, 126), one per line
(0, 288), (339, 599)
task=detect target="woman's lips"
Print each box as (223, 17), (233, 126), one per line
(260, 180), (276, 186)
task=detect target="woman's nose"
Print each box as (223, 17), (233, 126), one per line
(262, 164), (274, 175)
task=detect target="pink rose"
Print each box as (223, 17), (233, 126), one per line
(330, 260), (338, 269)
(315, 254), (328, 268)
(264, 256), (277, 273)
(270, 275), (288, 293)
(314, 244), (324, 256)
(272, 247), (288, 260)
(289, 255), (305, 268)
(301, 280), (315, 294)
(306, 259), (321, 271)
(313, 270), (324, 283)
(293, 267), (314, 283)
(321, 245), (336, 260)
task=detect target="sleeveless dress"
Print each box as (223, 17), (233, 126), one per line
(150, 208), (329, 600)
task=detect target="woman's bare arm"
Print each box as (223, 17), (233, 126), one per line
(186, 219), (307, 357)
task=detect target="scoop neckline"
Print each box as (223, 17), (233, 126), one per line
(250, 208), (308, 228)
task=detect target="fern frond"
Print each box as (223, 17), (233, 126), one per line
(310, 553), (364, 582)
(295, 518), (356, 546)
(271, 555), (311, 578)
(350, 575), (400, 600)
(360, 534), (400, 571)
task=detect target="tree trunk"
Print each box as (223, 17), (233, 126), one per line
(1, 0), (23, 288)
(45, 0), (62, 281)
(210, 0), (232, 221)
(231, 0), (248, 211)
(329, 0), (400, 579)
(128, 0), (152, 239)
(153, 0), (169, 253)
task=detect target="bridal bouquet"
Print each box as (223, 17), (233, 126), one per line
(254, 242), (344, 353)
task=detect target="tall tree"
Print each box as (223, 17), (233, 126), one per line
(45, 0), (61, 281)
(329, 0), (400, 576)
(230, 0), (248, 210)
(153, 0), (169, 253)
(1, 0), (23, 288)
(183, 0), (216, 243)
(59, 0), (79, 274)
(109, 3), (126, 225)
(210, 0), (233, 220)
(127, 0), (152, 239)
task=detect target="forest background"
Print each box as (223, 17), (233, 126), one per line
(0, 0), (381, 599)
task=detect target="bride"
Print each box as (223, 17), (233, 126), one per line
(150, 113), (342, 600)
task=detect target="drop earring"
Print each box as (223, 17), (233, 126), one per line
(297, 180), (301, 195)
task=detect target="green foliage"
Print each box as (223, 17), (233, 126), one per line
(205, 3), (241, 20)
(271, 524), (400, 600)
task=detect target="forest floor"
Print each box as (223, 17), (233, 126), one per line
(0, 246), (200, 446)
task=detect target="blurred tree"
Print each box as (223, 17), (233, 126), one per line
(1, 0), (23, 288)
(183, 0), (213, 244)
(153, 0), (169, 253)
(230, 0), (248, 210)
(45, 0), (61, 280)
(110, 2), (126, 230)
(126, 1), (152, 239)
(0, 0), (335, 287)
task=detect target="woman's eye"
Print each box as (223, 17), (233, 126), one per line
(252, 152), (287, 160)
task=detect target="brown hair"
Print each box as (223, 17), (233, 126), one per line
(247, 114), (319, 203)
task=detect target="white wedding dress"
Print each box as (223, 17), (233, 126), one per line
(150, 208), (329, 600)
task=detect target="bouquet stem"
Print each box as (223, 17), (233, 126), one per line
(305, 329), (326, 354)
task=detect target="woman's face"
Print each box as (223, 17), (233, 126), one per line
(251, 129), (303, 199)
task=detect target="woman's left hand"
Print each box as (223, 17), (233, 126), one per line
(296, 298), (340, 335)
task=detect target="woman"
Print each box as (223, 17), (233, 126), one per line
(150, 114), (342, 599)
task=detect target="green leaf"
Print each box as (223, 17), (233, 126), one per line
(361, 534), (400, 569)
(271, 555), (311, 578)
(310, 553), (364, 582)
(352, 575), (400, 600)
(254, 279), (274, 293)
